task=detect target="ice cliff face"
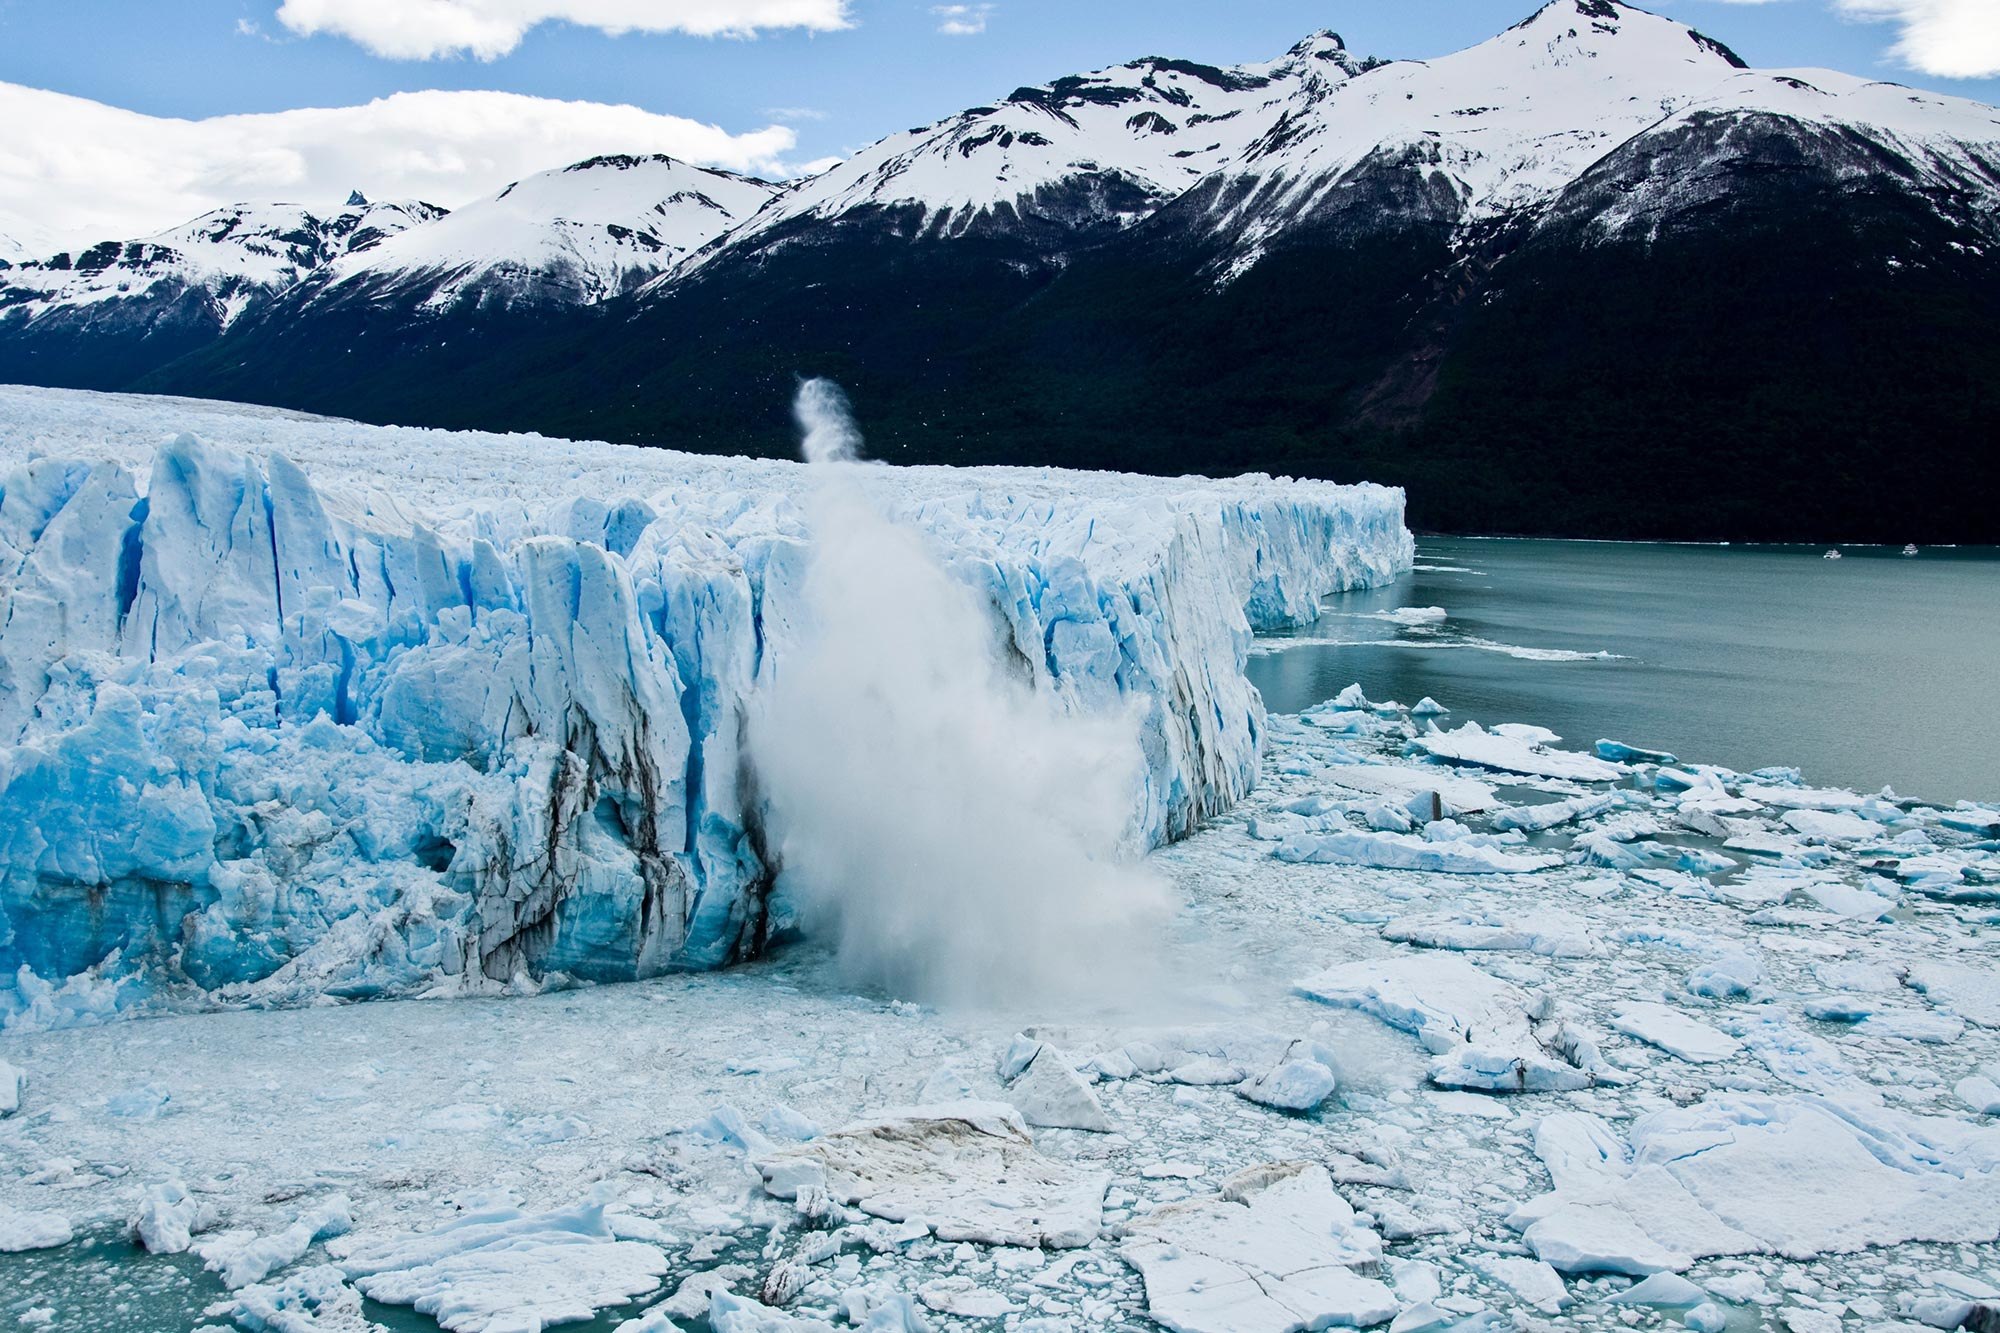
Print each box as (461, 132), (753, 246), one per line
(0, 387), (1410, 1025)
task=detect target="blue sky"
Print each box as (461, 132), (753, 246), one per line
(4, 0), (1997, 170)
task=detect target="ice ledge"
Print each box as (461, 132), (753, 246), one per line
(0, 388), (1411, 1025)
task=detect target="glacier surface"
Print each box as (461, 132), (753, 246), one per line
(0, 386), (1410, 1025)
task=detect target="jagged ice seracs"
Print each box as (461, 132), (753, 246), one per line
(0, 385), (1411, 1027)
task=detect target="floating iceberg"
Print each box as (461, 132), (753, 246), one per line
(0, 388), (1410, 1022)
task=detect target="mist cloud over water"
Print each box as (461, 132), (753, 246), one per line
(750, 379), (1171, 1008)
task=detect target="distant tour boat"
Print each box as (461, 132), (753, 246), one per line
(1823, 549), (1842, 560)
(1903, 544), (1920, 557)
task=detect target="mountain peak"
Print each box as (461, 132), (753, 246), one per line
(1288, 30), (1349, 60)
(345, 190), (369, 208)
(1510, 0), (1748, 68)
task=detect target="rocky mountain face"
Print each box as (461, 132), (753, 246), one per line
(6, 0), (1998, 539)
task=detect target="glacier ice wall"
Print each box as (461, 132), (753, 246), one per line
(0, 388), (1411, 1025)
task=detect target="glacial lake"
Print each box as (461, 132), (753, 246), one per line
(1249, 537), (2000, 805)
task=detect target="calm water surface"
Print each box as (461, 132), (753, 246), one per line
(1249, 538), (2000, 804)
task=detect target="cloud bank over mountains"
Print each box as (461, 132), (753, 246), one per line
(0, 81), (799, 252)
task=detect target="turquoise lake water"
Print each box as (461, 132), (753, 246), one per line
(1248, 538), (2000, 805)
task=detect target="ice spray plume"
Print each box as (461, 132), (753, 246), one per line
(795, 376), (863, 464)
(750, 378), (1173, 1009)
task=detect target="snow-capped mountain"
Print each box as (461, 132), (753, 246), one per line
(0, 194), (443, 387)
(669, 31), (1371, 269)
(305, 154), (778, 312)
(669, 0), (1999, 283)
(0, 156), (774, 389)
(0, 195), (443, 327)
(6, 0), (1999, 540)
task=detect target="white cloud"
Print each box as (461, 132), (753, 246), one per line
(0, 81), (799, 251)
(931, 4), (992, 37)
(273, 0), (851, 60)
(1699, 0), (1998, 79)
(1832, 0), (2000, 79)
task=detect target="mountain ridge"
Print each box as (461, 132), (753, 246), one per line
(4, 0), (1997, 541)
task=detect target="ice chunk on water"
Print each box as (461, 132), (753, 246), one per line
(1514, 1096), (2000, 1275)
(1381, 910), (1599, 958)
(0, 1059), (19, 1116)
(754, 1102), (1108, 1248)
(1118, 1162), (1397, 1333)
(334, 1195), (669, 1333)
(1609, 1003), (1741, 1064)
(1907, 961), (2000, 1027)
(710, 1291), (926, 1333)
(131, 1179), (204, 1254)
(1597, 740), (1678, 765)
(0, 1204), (71, 1252)
(200, 1195), (353, 1289)
(1006, 1045), (1112, 1133)
(1489, 793), (1620, 833)
(1471, 1254), (1570, 1314)
(1686, 950), (1763, 1000)
(1413, 723), (1624, 782)
(1277, 829), (1561, 875)
(1609, 1273), (1707, 1307)
(1295, 955), (1608, 1093)
(1310, 764), (1497, 817)
(1080, 1026), (1341, 1111)
(1236, 1056), (1339, 1112)
(233, 1263), (371, 1333)
(1783, 809), (1886, 844)
(1957, 1074), (2000, 1115)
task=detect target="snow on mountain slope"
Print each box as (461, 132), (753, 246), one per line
(1189, 0), (2000, 267)
(671, 31), (1372, 269)
(0, 195), (443, 331)
(0, 386), (1410, 1025)
(312, 155), (779, 310)
(675, 0), (2000, 280)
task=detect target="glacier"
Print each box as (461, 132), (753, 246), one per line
(0, 385), (1411, 1025)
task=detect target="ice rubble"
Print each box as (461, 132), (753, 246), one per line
(1513, 1098), (2000, 1274)
(1295, 955), (1614, 1093)
(330, 1194), (671, 1332)
(0, 1202), (71, 1251)
(0, 387), (1410, 1021)
(1119, 1163), (1398, 1333)
(753, 1102), (1111, 1249)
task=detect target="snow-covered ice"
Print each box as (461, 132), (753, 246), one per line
(1295, 955), (1610, 1093)
(335, 1195), (671, 1331)
(1119, 1163), (1397, 1333)
(753, 1103), (1111, 1249)
(1609, 1003), (1742, 1064)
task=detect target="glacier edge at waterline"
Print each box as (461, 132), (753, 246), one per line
(0, 386), (1411, 1027)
